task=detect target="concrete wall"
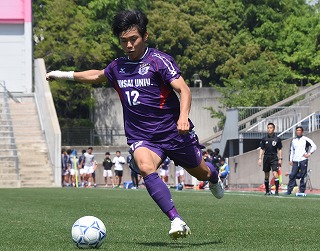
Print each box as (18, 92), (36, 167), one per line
(0, 0), (32, 93)
(228, 129), (320, 189)
(93, 87), (222, 144)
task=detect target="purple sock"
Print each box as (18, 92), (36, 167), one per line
(144, 172), (181, 220)
(207, 162), (219, 184)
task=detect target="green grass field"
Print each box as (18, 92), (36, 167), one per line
(0, 188), (319, 251)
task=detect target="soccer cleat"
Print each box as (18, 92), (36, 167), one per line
(264, 191), (272, 195)
(209, 177), (224, 199)
(169, 218), (191, 240)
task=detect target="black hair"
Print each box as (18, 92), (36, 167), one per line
(88, 147), (93, 150)
(112, 10), (148, 37)
(267, 122), (275, 129)
(296, 126), (304, 132)
(66, 149), (72, 155)
(82, 149), (86, 154)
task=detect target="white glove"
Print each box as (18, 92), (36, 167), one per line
(46, 71), (74, 81)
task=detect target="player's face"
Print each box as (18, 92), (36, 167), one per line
(119, 27), (148, 61)
(267, 125), (274, 135)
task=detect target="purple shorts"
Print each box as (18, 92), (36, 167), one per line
(129, 132), (204, 169)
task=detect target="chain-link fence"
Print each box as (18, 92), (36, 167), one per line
(61, 127), (126, 146)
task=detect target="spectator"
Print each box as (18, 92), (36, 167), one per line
(61, 148), (70, 187)
(127, 154), (140, 189)
(160, 157), (171, 186)
(211, 148), (221, 171)
(83, 147), (97, 188)
(78, 149), (86, 187)
(202, 150), (212, 163)
(69, 149), (78, 187)
(218, 158), (229, 182)
(103, 152), (114, 188)
(175, 164), (185, 190)
(113, 150), (125, 188)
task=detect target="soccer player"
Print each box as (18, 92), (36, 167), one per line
(258, 123), (283, 196)
(46, 9), (224, 240)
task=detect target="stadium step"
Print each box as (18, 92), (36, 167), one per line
(3, 97), (54, 188)
(0, 180), (19, 188)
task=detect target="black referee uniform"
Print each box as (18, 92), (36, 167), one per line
(260, 133), (282, 194)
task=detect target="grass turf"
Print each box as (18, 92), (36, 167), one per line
(0, 188), (319, 251)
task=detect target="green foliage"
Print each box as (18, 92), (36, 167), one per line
(32, 0), (320, 127)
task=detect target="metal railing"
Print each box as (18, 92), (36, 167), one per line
(278, 112), (320, 138)
(201, 82), (320, 145)
(0, 80), (19, 179)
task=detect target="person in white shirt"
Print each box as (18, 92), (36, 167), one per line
(286, 126), (317, 195)
(82, 147), (97, 188)
(112, 150), (125, 188)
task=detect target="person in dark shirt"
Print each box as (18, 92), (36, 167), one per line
(258, 123), (283, 195)
(102, 152), (114, 188)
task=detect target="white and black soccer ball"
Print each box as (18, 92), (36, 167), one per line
(71, 216), (106, 249)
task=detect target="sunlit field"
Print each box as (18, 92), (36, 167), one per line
(0, 188), (319, 251)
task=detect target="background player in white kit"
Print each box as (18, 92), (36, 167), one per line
(82, 147), (97, 188)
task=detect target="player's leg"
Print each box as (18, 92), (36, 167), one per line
(109, 171), (114, 188)
(133, 146), (190, 239)
(184, 159), (224, 199)
(114, 171), (119, 187)
(286, 162), (299, 194)
(118, 171), (123, 187)
(264, 171), (271, 195)
(262, 158), (272, 195)
(103, 170), (108, 187)
(271, 162), (280, 195)
(92, 171), (96, 187)
(298, 160), (308, 193)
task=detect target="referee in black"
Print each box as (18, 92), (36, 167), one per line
(258, 123), (283, 195)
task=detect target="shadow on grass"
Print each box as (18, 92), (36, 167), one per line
(137, 239), (223, 248)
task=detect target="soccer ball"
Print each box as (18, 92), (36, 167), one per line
(71, 216), (106, 249)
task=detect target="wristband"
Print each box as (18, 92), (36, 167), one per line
(46, 70), (74, 80)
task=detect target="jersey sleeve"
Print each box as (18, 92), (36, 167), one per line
(277, 137), (283, 149)
(153, 52), (181, 85)
(104, 61), (117, 87)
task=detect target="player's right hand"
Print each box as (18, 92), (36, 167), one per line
(46, 70), (74, 81)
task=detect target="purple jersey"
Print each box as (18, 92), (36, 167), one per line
(104, 48), (194, 144)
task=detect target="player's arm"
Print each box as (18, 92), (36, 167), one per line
(278, 148), (283, 165)
(258, 148), (264, 166)
(170, 76), (191, 134)
(46, 69), (107, 84)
